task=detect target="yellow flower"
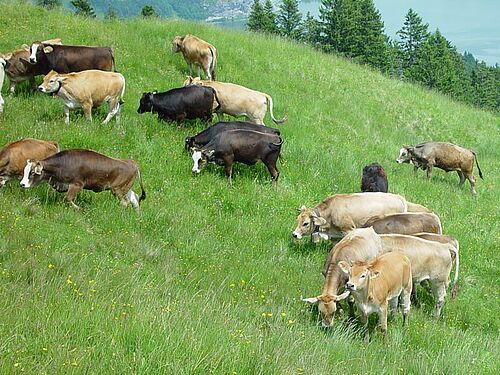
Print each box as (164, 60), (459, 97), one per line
(288, 320), (295, 325)
(281, 312), (287, 317)
(48, 263), (54, 269)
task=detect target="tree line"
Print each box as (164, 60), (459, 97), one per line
(248, 0), (499, 113)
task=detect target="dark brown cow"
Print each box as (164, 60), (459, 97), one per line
(20, 149), (145, 211)
(397, 142), (483, 194)
(0, 138), (59, 187)
(363, 212), (442, 235)
(28, 42), (115, 74)
(361, 162), (388, 192)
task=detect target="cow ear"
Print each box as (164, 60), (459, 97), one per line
(338, 261), (351, 274)
(34, 162), (43, 175)
(301, 296), (319, 305)
(370, 270), (380, 279)
(312, 215), (327, 226)
(57, 76), (67, 82)
(300, 205), (307, 211)
(43, 46), (53, 54)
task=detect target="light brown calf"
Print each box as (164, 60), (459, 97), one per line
(172, 35), (217, 80)
(363, 212), (442, 235)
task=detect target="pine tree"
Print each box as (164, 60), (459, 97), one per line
(472, 62), (497, 110)
(396, 9), (429, 72)
(262, 0), (278, 34)
(319, 0), (360, 55)
(247, 0), (266, 32)
(37, 0), (61, 9)
(277, 0), (303, 40)
(71, 0), (96, 18)
(303, 12), (321, 45)
(356, 0), (388, 70)
(141, 5), (157, 17)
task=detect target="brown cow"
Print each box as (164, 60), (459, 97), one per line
(339, 252), (412, 343)
(363, 212), (442, 235)
(397, 142), (483, 195)
(172, 35), (217, 80)
(0, 138), (59, 187)
(292, 192), (408, 242)
(20, 149), (145, 211)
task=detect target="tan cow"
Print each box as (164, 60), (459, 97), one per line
(379, 234), (459, 316)
(184, 76), (287, 125)
(302, 228), (383, 327)
(292, 192), (408, 242)
(397, 142), (483, 195)
(38, 70), (125, 124)
(363, 212), (442, 235)
(0, 138), (59, 187)
(339, 252), (412, 343)
(172, 35), (217, 80)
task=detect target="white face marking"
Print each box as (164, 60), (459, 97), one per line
(20, 162), (33, 188)
(396, 148), (407, 163)
(191, 151), (202, 173)
(292, 230), (302, 239)
(29, 43), (39, 63)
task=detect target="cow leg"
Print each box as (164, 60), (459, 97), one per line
(431, 281), (447, 318)
(347, 296), (355, 320)
(223, 157), (234, 183)
(401, 286), (411, 327)
(63, 106), (71, 124)
(9, 80), (16, 97)
(426, 165), (433, 179)
(466, 174), (477, 195)
(124, 189), (140, 213)
(388, 296), (398, 321)
(82, 103), (93, 122)
(187, 62), (192, 77)
(266, 162), (279, 184)
(457, 171), (466, 186)
(196, 65), (201, 79)
(361, 312), (369, 343)
(379, 302), (389, 345)
(29, 77), (37, 92)
(204, 64), (211, 80)
(65, 183), (83, 209)
(103, 100), (120, 124)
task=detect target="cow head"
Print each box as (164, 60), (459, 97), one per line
(38, 70), (64, 94)
(396, 145), (414, 164)
(339, 260), (378, 293)
(185, 136), (195, 150)
(171, 36), (185, 53)
(302, 291), (350, 328)
(292, 206), (327, 240)
(363, 162), (385, 176)
(29, 42), (52, 64)
(191, 148), (214, 174)
(137, 92), (155, 113)
(20, 160), (44, 188)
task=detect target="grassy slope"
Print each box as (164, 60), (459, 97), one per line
(0, 3), (499, 374)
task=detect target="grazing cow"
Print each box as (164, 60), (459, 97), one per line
(396, 142), (483, 194)
(0, 138), (59, 187)
(28, 42), (115, 74)
(172, 35), (217, 80)
(363, 212), (442, 235)
(0, 58), (5, 113)
(292, 192), (408, 242)
(137, 86), (218, 124)
(191, 129), (283, 183)
(361, 162), (388, 193)
(38, 70), (125, 124)
(184, 76), (287, 125)
(339, 252), (412, 343)
(1, 39), (61, 96)
(302, 228), (384, 326)
(379, 234), (459, 316)
(185, 121), (280, 150)
(20, 149), (145, 211)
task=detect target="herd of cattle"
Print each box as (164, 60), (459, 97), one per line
(0, 33), (485, 343)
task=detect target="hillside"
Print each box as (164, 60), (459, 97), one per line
(1, 3), (499, 374)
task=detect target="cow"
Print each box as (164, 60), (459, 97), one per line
(1, 38), (61, 96)
(191, 129), (283, 183)
(396, 142), (483, 195)
(38, 70), (125, 124)
(292, 192), (408, 242)
(0, 138), (59, 187)
(378, 234), (459, 316)
(20, 149), (145, 211)
(0, 58), (5, 113)
(406, 201), (433, 213)
(339, 252), (412, 344)
(184, 76), (287, 125)
(172, 35), (217, 80)
(185, 121), (280, 150)
(28, 42), (115, 74)
(302, 228), (384, 326)
(362, 212), (443, 235)
(361, 162), (388, 193)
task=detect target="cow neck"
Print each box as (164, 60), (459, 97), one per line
(312, 207), (321, 234)
(322, 262), (344, 297)
(53, 81), (62, 96)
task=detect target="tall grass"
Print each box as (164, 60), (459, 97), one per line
(0, 3), (499, 374)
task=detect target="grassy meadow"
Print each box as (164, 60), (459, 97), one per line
(0, 3), (499, 374)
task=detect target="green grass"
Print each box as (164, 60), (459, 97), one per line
(0, 3), (499, 374)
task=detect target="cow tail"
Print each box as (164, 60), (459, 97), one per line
(265, 94), (287, 125)
(450, 242), (459, 300)
(136, 166), (146, 202)
(209, 46), (217, 80)
(110, 48), (117, 72)
(212, 87), (221, 112)
(271, 137), (285, 163)
(472, 151), (483, 179)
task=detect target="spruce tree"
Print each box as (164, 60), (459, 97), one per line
(141, 5), (158, 17)
(71, 0), (96, 18)
(356, 0), (388, 70)
(303, 12), (321, 45)
(396, 9), (429, 72)
(277, 0), (303, 40)
(247, 0), (266, 32)
(37, 0), (61, 10)
(262, 0), (278, 34)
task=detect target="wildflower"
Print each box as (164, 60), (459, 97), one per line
(281, 312), (287, 317)
(288, 320), (294, 325)
(48, 263), (54, 269)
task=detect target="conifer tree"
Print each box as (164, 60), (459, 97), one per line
(277, 0), (303, 40)
(303, 12), (321, 45)
(247, 0), (266, 32)
(396, 9), (429, 72)
(37, 0), (61, 10)
(105, 5), (118, 20)
(141, 5), (157, 18)
(262, 0), (278, 34)
(356, 0), (388, 70)
(71, 0), (96, 18)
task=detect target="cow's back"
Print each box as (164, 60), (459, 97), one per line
(49, 45), (113, 73)
(416, 142), (474, 170)
(0, 138), (59, 176)
(365, 212), (442, 235)
(63, 70), (125, 104)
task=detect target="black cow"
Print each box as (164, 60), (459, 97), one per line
(185, 121), (280, 150)
(137, 86), (218, 124)
(28, 42), (115, 74)
(191, 129), (283, 183)
(361, 162), (388, 193)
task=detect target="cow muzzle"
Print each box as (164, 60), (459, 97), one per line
(345, 282), (356, 291)
(292, 231), (302, 240)
(20, 181), (30, 189)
